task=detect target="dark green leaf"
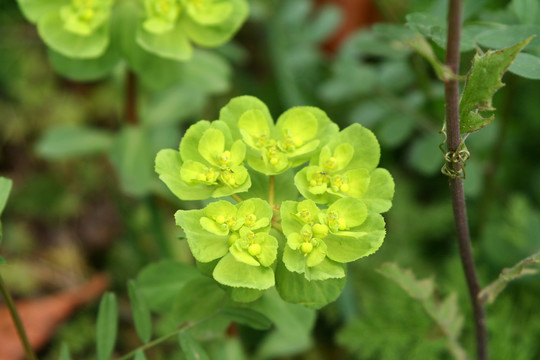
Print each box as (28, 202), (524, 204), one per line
(108, 126), (154, 196)
(136, 260), (200, 312)
(511, 0), (540, 25)
(220, 307), (272, 330)
(35, 125), (113, 160)
(127, 280), (152, 343)
(509, 52), (540, 79)
(0, 255), (6, 265)
(96, 292), (118, 360)
(48, 46), (120, 82)
(408, 133), (444, 175)
(275, 259), (346, 309)
(459, 37), (533, 133)
(179, 333), (210, 360)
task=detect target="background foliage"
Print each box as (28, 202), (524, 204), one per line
(1, 0), (540, 359)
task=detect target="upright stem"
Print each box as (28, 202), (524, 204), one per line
(0, 273), (37, 360)
(125, 70), (138, 125)
(269, 176), (275, 208)
(444, 1), (488, 359)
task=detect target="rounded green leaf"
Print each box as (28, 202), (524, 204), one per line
(198, 128), (226, 166)
(276, 108), (318, 144)
(275, 260), (346, 309)
(175, 209), (230, 262)
(96, 292), (118, 360)
(213, 253), (275, 289)
(155, 149), (214, 201)
(185, 0), (233, 25)
(137, 23), (193, 61)
(38, 11), (110, 59)
(324, 213), (386, 263)
(361, 168), (395, 213)
(183, 0), (248, 47)
(328, 197), (368, 229)
(219, 95), (274, 141)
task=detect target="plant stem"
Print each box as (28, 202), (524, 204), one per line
(125, 70), (138, 125)
(115, 303), (222, 360)
(444, 1), (487, 359)
(231, 194), (244, 203)
(269, 175), (275, 208)
(0, 273), (37, 360)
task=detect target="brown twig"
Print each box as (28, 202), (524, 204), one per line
(444, 1), (488, 359)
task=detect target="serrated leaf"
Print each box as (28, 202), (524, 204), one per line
(59, 343), (72, 360)
(377, 263), (466, 360)
(480, 250), (540, 304)
(220, 307), (272, 330)
(179, 333), (210, 360)
(96, 292), (118, 360)
(459, 36), (533, 133)
(127, 280), (152, 343)
(36, 125), (113, 159)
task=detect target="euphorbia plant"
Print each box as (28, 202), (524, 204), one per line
(155, 95), (395, 307)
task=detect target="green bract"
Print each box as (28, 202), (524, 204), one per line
(137, 0), (248, 61)
(155, 120), (251, 200)
(175, 199), (277, 290)
(280, 199), (385, 281)
(294, 124), (395, 212)
(220, 96), (339, 175)
(156, 95), (394, 307)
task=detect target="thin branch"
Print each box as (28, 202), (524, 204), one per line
(0, 273), (37, 360)
(269, 175), (275, 208)
(231, 194), (244, 203)
(444, 1), (488, 359)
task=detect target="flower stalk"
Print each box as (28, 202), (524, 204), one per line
(444, 1), (487, 359)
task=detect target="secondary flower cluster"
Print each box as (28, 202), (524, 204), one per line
(156, 96), (394, 302)
(17, 0), (248, 61)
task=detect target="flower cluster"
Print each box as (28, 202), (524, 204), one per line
(156, 96), (394, 306)
(17, 0), (248, 61)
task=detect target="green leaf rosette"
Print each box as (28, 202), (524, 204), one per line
(137, 0), (249, 61)
(219, 96), (339, 175)
(17, 0), (114, 58)
(280, 199), (386, 281)
(294, 123), (395, 212)
(155, 120), (251, 200)
(175, 199), (278, 290)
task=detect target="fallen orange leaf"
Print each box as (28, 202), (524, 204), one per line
(0, 274), (108, 360)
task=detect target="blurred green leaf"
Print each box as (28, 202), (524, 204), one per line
(476, 25), (540, 52)
(134, 350), (147, 360)
(179, 333), (210, 360)
(143, 86), (205, 127)
(58, 343), (72, 360)
(37, 12), (109, 59)
(215, 338), (246, 360)
(127, 280), (152, 343)
(377, 263), (466, 360)
(460, 37), (532, 133)
(0, 256), (6, 265)
(511, 0), (540, 25)
(509, 52), (540, 79)
(136, 260), (200, 312)
(48, 46), (120, 81)
(96, 292), (118, 360)
(249, 289), (316, 359)
(36, 125), (113, 160)
(0, 177), (12, 216)
(220, 307), (272, 330)
(108, 126), (154, 196)
(408, 133), (444, 175)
